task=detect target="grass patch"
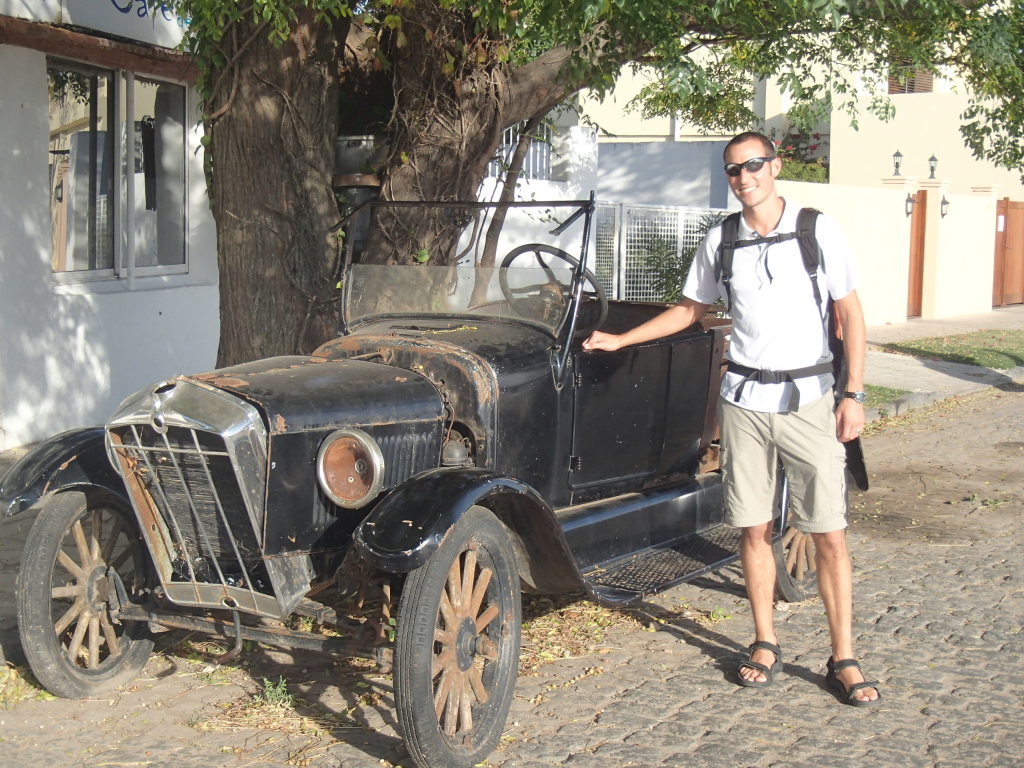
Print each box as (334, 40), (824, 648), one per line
(865, 384), (910, 409)
(861, 386), (976, 437)
(256, 676), (294, 708)
(881, 329), (1024, 370)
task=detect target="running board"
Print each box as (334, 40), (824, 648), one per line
(581, 524), (742, 605)
(560, 472), (725, 574)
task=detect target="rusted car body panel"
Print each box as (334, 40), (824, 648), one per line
(0, 427), (123, 517)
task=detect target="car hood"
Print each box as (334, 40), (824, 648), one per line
(315, 320), (557, 469)
(183, 355), (444, 434)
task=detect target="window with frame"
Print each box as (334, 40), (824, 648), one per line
(888, 60), (934, 94)
(487, 121), (553, 181)
(47, 59), (188, 278)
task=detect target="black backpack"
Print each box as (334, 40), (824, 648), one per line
(715, 208), (868, 489)
(715, 207), (848, 402)
(717, 207), (824, 315)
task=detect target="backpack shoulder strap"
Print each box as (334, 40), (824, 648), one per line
(716, 212), (742, 310)
(718, 208), (824, 312)
(796, 207), (824, 310)
(797, 207), (846, 391)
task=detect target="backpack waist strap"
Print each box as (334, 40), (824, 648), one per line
(726, 360), (834, 412)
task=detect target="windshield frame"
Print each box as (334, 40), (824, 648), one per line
(338, 198), (596, 344)
(342, 262), (583, 337)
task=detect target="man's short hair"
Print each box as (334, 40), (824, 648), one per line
(724, 131), (776, 160)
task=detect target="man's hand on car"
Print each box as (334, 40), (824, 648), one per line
(582, 331), (624, 351)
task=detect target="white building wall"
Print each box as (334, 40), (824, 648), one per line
(777, 179), (998, 326)
(578, 68), (677, 142)
(776, 180), (912, 327)
(923, 187), (997, 319)
(0, 44), (218, 451)
(475, 125), (599, 258)
(596, 140), (731, 209)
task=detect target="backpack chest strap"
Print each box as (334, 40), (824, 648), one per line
(718, 209), (824, 313)
(732, 232), (799, 249)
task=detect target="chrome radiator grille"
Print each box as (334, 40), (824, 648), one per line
(111, 423), (262, 580)
(105, 379), (289, 617)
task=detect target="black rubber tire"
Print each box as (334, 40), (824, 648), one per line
(16, 489), (154, 698)
(773, 471), (829, 603)
(773, 532), (814, 603)
(394, 506), (521, 768)
(773, 471), (813, 603)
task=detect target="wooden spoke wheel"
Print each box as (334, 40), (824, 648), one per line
(772, 474), (819, 603)
(394, 506), (521, 768)
(16, 490), (153, 698)
(782, 526), (817, 582)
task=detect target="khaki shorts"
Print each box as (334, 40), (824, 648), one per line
(720, 392), (848, 533)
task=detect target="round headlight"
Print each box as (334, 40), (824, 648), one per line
(316, 428), (385, 509)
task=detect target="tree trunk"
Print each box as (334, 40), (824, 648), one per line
(208, 11), (348, 367)
(468, 115), (543, 306)
(480, 115), (544, 268)
(360, 3), (575, 267)
(204, 2), (593, 360)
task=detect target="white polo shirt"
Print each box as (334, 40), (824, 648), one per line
(683, 202), (858, 413)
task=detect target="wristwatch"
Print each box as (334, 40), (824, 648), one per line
(843, 390), (867, 404)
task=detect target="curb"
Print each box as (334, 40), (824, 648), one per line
(866, 364), (1024, 423)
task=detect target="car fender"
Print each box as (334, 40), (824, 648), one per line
(0, 427), (127, 518)
(354, 467), (584, 593)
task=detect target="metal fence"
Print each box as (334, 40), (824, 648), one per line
(594, 203), (728, 301)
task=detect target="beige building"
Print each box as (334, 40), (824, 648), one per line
(580, 66), (1024, 324)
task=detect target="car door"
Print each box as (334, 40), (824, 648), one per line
(569, 330), (712, 497)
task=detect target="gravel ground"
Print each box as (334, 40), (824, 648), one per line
(0, 385), (1021, 768)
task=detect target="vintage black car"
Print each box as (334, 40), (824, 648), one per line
(0, 198), (808, 768)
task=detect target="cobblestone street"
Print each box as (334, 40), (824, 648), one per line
(1, 387), (1021, 768)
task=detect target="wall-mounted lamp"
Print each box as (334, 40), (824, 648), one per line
(905, 193), (916, 216)
(940, 196), (950, 217)
(928, 155), (938, 179)
(892, 150), (903, 176)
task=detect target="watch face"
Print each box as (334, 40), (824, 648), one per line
(847, 391), (866, 403)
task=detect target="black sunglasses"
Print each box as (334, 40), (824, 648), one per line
(724, 156), (775, 177)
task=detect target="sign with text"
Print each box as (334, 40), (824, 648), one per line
(0, 0), (189, 48)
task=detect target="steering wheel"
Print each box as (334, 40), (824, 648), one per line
(498, 243), (608, 337)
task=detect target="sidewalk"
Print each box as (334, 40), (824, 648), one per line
(863, 304), (1024, 420)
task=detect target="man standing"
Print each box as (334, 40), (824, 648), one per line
(583, 131), (880, 705)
